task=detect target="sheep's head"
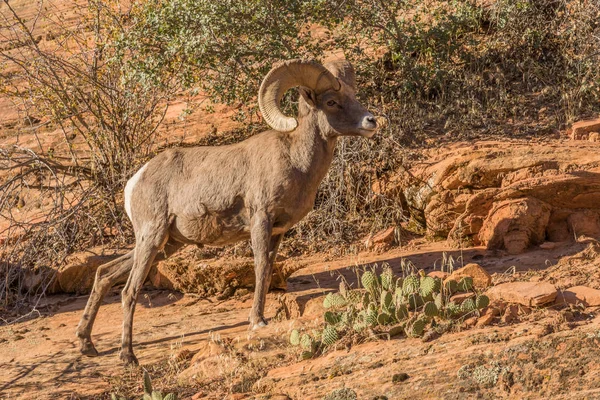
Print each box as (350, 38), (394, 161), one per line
(258, 59), (378, 138)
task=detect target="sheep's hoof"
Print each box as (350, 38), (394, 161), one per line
(119, 351), (139, 366)
(79, 339), (99, 357)
(250, 317), (268, 330)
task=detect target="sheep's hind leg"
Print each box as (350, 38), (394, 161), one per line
(119, 226), (168, 365)
(76, 251), (134, 356)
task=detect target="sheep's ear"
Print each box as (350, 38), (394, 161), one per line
(298, 86), (317, 109)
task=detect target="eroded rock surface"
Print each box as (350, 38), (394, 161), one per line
(379, 140), (600, 253)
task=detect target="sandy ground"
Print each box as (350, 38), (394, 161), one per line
(2, 240), (600, 399)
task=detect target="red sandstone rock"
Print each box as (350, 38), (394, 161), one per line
(445, 263), (492, 289)
(556, 286), (600, 307)
(571, 119), (600, 140)
(479, 197), (551, 254)
(486, 281), (557, 307)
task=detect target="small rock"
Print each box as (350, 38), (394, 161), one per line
(428, 271), (449, 280)
(486, 281), (557, 307)
(556, 286), (600, 307)
(590, 132), (600, 142)
(501, 304), (520, 324)
(476, 312), (495, 327)
(364, 226), (395, 249)
(392, 373), (409, 383)
(539, 241), (560, 250)
(445, 263), (492, 289)
(225, 394), (248, 400)
(464, 316), (478, 328)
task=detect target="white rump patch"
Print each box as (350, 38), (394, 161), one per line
(124, 163), (149, 221)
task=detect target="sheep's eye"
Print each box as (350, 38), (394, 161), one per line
(326, 100), (336, 107)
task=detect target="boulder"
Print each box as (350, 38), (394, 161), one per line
(478, 197), (551, 254)
(445, 263), (492, 289)
(571, 118), (600, 140)
(486, 282), (557, 307)
(555, 286), (600, 307)
(55, 250), (125, 294)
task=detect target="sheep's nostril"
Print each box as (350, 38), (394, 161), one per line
(366, 116), (377, 126)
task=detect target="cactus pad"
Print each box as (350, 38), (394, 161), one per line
(290, 329), (300, 346)
(476, 294), (490, 309)
(458, 276), (474, 292)
(461, 297), (476, 313)
(300, 333), (314, 351)
(395, 303), (409, 321)
(380, 267), (394, 290)
(361, 270), (377, 291)
(403, 275), (420, 294)
(406, 318), (426, 337)
(381, 290), (393, 311)
(423, 301), (439, 317)
(420, 276), (439, 298)
(445, 279), (458, 294)
(321, 325), (339, 346)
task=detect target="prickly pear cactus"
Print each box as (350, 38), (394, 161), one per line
(290, 329), (300, 346)
(301, 350), (314, 360)
(323, 293), (347, 309)
(345, 290), (362, 305)
(362, 291), (371, 310)
(420, 276), (438, 298)
(423, 301), (439, 317)
(366, 304), (378, 326)
(395, 303), (409, 321)
(142, 370), (178, 400)
(321, 325), (339, 346)
(461, 297), (477, 313)
(380, 267), (394, 291)
(458, 276), (474, 292)
(445, 301), (461, 317)
(403, 275), (420, 294)
(377, 311), (392, 325)
(407, 293), (423, 310)
(434, 292), (444, 310)
(324, 311), (341, 325)
(406, 317), (426, 337)
(445, 279), (458, 294)
(381, 290), (393, 311)
(476, 294), (490, 310)
(300, 333), (315, 351)
(361, 270), (377, 292)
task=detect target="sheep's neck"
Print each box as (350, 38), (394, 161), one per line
(291, 116), (337, 185)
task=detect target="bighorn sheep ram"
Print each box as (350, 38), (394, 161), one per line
(76, 58), (378, 365)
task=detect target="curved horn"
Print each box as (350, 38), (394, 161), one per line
(324, 60), (356, 90)
(258, 59), (341, 132)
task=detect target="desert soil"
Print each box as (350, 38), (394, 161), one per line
(3, 239), (600, 400)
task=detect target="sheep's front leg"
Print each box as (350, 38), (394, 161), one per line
(249, 210), (274, 329)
